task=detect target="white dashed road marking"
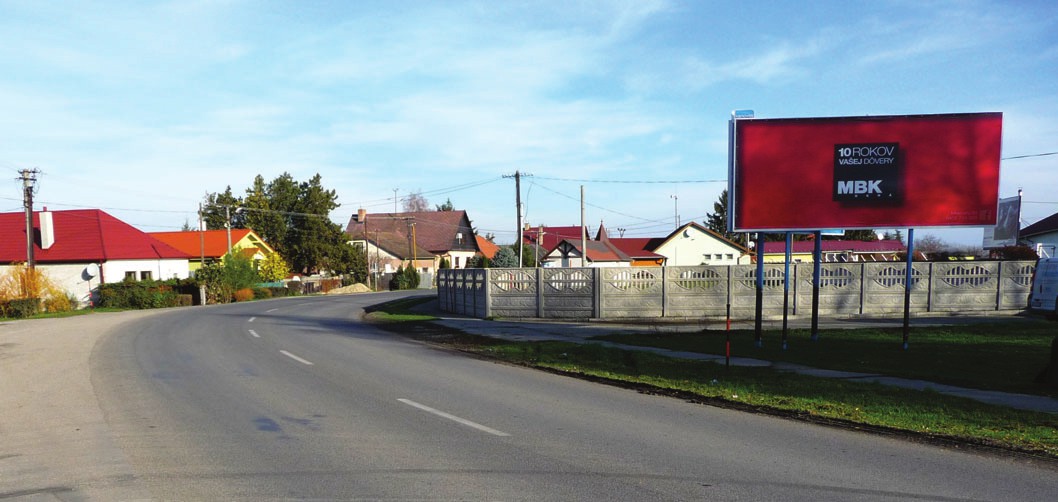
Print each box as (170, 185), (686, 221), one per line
(398, 398), (510, 437)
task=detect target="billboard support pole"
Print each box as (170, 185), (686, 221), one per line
(812, 230), (821, 342)
(754, 232), (764, 348)
(782, 232), (791, 351)
(902, 228), (915, 350)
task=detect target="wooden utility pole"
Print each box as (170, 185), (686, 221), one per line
(503, 171), (531, 268)
(19, 169), (39, 268)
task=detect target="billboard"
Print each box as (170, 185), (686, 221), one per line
(728, 112), (1003, 232)
(982, 195), (1021, 249)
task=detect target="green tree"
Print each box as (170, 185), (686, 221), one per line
(258, 253), (291, 282)
(841, 229), (878, 241)
(435, 198), (454, 211)
(206, 172), (355, 276)
(705, 189), (732, 239)
(491, 246), (519, 267)
(201, 186), (242, 230)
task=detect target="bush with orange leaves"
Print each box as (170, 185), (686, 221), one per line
(233, 288), (255, 302)
(0, 264), (74, 317)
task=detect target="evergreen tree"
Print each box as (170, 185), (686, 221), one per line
(705, 189), (731, 239)
(491, 246), (519, 267)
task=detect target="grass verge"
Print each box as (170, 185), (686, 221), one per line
(365, 300), (1058, 460)
(592, 321), (1058, 397)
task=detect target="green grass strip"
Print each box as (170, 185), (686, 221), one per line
(593, 321), (1058, 397)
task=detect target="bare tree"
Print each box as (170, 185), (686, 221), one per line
(914, 234), (947, 254)
(402, 190), (430, 212)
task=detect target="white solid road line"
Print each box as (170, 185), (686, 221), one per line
(280, 350), (314, 366)
(248, 329), (260, 338)
(398, 398), (511, 437)
(248, 316), (256, 323)
(266, 308), (279, 313)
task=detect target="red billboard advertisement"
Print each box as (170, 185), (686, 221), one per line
(728, 112), (1002, 231)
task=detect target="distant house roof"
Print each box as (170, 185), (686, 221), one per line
(656, 222), (751, 255)
(475, 235), (500, 259)
(761, 239), (905, 254)
(1021, 212), (1058, 239)
(150, 229), (265, 259)
(0, 209), (191, 263)
(524, 225), (588, 251)
(346, 210), (478, 255)
(608, 237), (666, 260)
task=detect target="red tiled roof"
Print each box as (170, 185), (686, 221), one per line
(609, 238), (665, 259)
(150, 229), (253, 259)
(762, 239), (905, 254)
(0, 209), (192, 263)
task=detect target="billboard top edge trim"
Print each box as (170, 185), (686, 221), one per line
(733, 111), (1001, 124)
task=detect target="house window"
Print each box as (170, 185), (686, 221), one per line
(725, 254), (733, 260)
(455, 256), (461, 268)
(124, 271), (137, 281)
(714, 254), (723, 260)
(140, 271), (152, 281)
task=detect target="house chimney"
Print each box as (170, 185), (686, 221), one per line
(40, 207), (55, 250)
(357, 208), (367, 222)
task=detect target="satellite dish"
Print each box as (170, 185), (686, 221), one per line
(84, 263), (99, 279)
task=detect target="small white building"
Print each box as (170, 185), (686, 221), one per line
(651, 222), (752, 266)
(1021, 212), (1058, 258)
(0, 209), (192, 307)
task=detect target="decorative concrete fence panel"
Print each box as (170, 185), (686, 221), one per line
(794, 263), (863, 316)
(541, 268), (595, 319)
(859, 262), (931, 314)
(662, 266), (727, 317)
(437, 269), (487, 318)
(489, 268), (538, 318)
(599, 267), (664, 318)
(438, 261), (1036, 320)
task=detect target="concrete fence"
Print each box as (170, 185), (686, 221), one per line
(437, 261), (1037, 320)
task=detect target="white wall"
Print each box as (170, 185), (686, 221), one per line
(1028, 232), (1058, 258)
(0, 263), (95, 307)
(101, 259), (190, 284)
(654, 229), (746, 266)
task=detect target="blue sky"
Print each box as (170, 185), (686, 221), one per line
(2, 0), (1056, 246)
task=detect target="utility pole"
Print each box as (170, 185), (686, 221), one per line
(580, 185), (587, 267)
(19, 169), (39, 268)
(503, 171), (532, 268)
(671, 194), (680, 229)
(225, 206), (232, 254)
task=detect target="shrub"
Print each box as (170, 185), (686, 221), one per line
(268, 287), (289, 298)
(0, 264), (74, 314)
(2, 298), (40, 318)
(252, 288), (272, 299)
(176, 294), (193, 307)
(233, 288), (255, 302)
(98, 280), (179, 309)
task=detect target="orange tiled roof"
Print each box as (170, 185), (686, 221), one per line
(150, 229), (254, 259)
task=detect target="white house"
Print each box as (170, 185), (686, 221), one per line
(1021, 212), (1058, 258)
(651, 222), (752, 266)
(0, 209), (192, 307)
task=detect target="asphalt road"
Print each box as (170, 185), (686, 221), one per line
(13, 292), (1058, 500)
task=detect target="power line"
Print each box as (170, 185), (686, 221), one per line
(533, 176), (726, 184)
(1002, 151), (1058, 160)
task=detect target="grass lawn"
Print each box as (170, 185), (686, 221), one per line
(593, 321), (1058, 397)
